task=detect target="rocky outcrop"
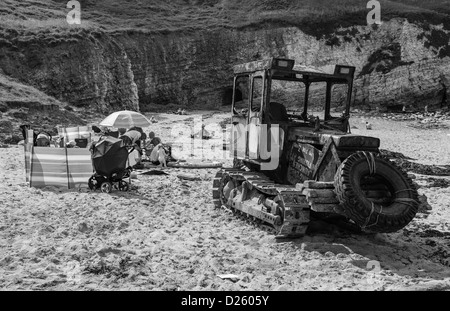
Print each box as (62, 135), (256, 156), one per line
(0, 18), (449, 112)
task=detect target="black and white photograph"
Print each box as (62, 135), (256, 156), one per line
(0, 0), (449, 296)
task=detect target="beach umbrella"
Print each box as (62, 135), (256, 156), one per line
(99, 110), (152, 128)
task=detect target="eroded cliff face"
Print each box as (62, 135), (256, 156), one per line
(0, 35), (139, 112)
(278, 19), (450, 110)
(119, 18), (449, 111)
(0, 18), (448, 112)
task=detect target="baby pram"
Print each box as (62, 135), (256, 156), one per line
(88, 136), (135, 193)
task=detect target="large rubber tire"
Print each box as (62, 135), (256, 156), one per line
(334, 152), (419, 233)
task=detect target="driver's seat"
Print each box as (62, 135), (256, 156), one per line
(325, 116), (351, 133)
(268, 102), (289, 123)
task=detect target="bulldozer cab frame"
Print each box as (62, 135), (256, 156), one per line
(232, 58), (355, 128)
(230, 58), (356, 174)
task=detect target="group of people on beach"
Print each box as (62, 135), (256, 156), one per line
(20, 123), (175, 168)
(94, 126), (174, 168)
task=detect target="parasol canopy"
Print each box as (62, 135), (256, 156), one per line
(99, 110), (152, 128)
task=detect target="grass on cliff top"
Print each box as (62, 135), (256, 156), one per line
(0, 0), (449, 43)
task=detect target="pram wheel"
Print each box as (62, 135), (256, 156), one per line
(118, 180), (129, 192)
(122, 168), (132, 179)
(100, 182), (112, 193)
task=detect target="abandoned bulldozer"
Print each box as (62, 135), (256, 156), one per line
(213, 58), (419, 238)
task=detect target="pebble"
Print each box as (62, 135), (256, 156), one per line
(77, 223), (89, 233)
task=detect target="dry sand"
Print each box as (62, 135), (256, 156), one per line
(0, 111), (450, 291)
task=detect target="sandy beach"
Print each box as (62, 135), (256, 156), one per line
(1, 111), (450, 291)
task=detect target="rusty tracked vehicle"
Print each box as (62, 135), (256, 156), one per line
(213, 58), (419, 238)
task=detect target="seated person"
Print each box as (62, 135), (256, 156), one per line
(147, 131), (162, 147)
(145, 132), (175, 162)
(35, 132), (51, 147)
(149, 143), (167, 166)
(191, 124), (212, 140)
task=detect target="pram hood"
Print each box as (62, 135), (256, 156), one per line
(90, 136), (129, 177)
(90, 136), (125, 158)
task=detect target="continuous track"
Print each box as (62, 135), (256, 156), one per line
(212, 168), (311, 238)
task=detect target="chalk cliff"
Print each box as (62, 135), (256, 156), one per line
(0, 18), (449, 112)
